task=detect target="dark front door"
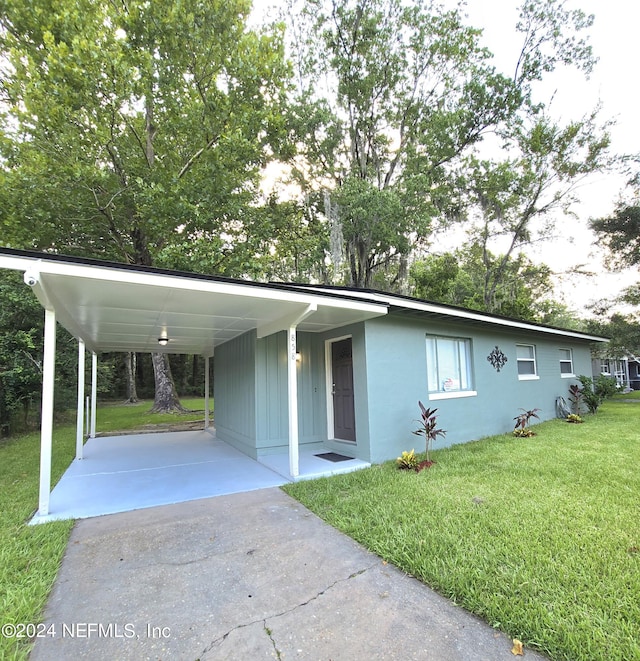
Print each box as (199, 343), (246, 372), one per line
(331, 338), (356, 441)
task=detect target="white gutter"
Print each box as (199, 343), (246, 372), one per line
(0, 254), (385, 315)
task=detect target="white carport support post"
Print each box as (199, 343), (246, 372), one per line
(75, 339), (85, 459)
(38, 308), (56, 517)
(287, 325), (300, 478)
(204, 356), (210, 429)
(284, 303), (317, 479)
(90, 352), (97, 438)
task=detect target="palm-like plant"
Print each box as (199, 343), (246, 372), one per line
(412, 401), (446, 462)
(513, 408), (541, 436)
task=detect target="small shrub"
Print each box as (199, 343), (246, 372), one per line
(513, 428), (536, 438)
(397, 449), (420, 470)
(577, 375), (617, 414)
(566, 413), (584, 423)
(513, 408), (540, 436)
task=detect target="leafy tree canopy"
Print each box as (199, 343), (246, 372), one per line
(409, 246), (570, 323)
(590, 202), (640, 271)
(0, 0), (291, 270)
(283, 0), (603, 289)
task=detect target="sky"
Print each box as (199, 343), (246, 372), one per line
(260, 0), (640, 314)
(446, 0), (640, 313)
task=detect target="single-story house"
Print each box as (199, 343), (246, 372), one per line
(0, 248), (608, 517)
(592, 355), (640, 391)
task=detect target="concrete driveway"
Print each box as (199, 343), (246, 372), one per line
(30, 488), (548, 660)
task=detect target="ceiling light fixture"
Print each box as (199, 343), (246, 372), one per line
(158, 335), (169, 346)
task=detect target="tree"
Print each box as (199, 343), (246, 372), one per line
(0, 270), (99, 434)
(590, 202), (640, 270)
(409, 246), (559, 322)
(460, 107), (612, 312)
(284, 0), (602, 290)
(0, 0), (291, 411)
(286, 0), (521, 289)
(587, 313), (640, 360)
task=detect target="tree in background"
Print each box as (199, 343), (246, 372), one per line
(587, 312), (640, 361)
(589, 193), (640, 360)
(409, 246), (566, 323)
(0, 0), (291, 411)
(286, 0), (520, 289)
(0, 270), (106, 435)
(283, 0), (605, 291)
(590, 201), (640, 271)
(459, 108), (612, 312)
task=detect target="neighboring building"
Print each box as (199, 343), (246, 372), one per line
(592, 356), (640, 391)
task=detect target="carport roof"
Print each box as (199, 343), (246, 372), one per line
(0, 248), (387, 355)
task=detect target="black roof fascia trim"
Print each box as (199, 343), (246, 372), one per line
(0, 247), (388, 308)
(271, 280), (609, 343)
(1, 248), (607, 342)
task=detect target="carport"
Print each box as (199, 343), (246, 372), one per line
(0, 248), (386, 521)
(34, 429), (371, 523)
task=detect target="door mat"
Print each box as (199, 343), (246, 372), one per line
(315, 452), (353, 463)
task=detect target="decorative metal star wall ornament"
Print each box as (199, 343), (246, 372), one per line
(487, 346), (508, 372)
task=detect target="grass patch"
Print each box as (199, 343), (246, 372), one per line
(0, 397), (208, 660)
(95, 397), (210, 432)
(283, 399), (640, 661)
(0, 428), (75, 660)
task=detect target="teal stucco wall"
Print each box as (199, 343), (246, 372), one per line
(214, 314), (597, 465)
(362, 314), (594, 464)
(215, 329), (329, 458)
(213, 329), (258, 457)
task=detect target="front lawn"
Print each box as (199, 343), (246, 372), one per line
(283, 398), (640, 661)
(0, 397), (207, 660)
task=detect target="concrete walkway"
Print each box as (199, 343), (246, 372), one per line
(31, 488), (548, 660)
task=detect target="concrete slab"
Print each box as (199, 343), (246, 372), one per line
(32, 431), (287, 523)
(30, 488), (548, 661)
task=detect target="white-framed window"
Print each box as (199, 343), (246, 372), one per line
(600, 360), (611, 375)
(426, 335), (475, 399)
(559, 348), (574, 376)
(516, 344), (538, 379)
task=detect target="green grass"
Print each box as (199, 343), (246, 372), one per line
(283, 398), (640, 661)
(0, 397), (207, 660)
(95, 397), (210, 432)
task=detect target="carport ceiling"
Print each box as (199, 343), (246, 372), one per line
(0, 250), (388, 355)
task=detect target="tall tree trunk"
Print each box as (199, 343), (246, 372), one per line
(123, 352), (138, 404)
(149, 353), (188, 413)
(143, 83), (185, 414)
